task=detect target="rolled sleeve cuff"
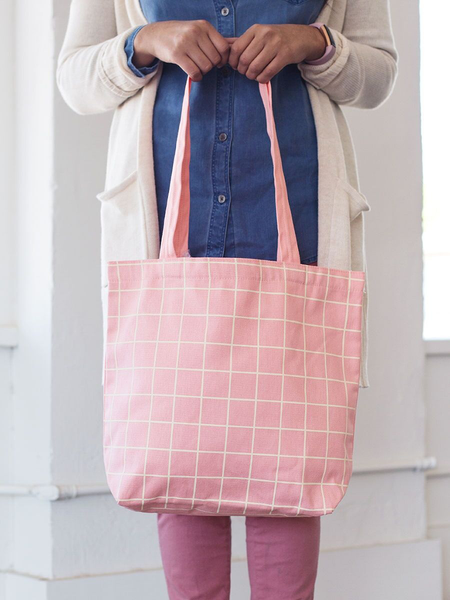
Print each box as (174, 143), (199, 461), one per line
(124, 25), (160, 79)
(97, 27), (160, 98)
(297, 27), (351, 89)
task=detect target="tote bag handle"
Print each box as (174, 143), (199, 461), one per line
(159, 75), (301, 265)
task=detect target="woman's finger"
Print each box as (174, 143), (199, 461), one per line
(236, 37), (267, 75)
(206, 27), (234, 66)
(245, 44), (278, 80)
(254, 55), (284, 83)
(185, 42), (216, 76)
(228, 29), (254, 69)
(177, 54), (208, 82)
(198, 33), (224, 68)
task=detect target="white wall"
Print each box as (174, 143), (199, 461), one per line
(0, 0), (17, 597)
(0, 0), (444, 598)
(425, 344), (450, 598)
(0, 0), (15, 325)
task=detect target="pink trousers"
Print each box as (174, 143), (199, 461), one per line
(157, 513), (321, 600)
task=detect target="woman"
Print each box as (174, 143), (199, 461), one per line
(57, 1), (398, 598)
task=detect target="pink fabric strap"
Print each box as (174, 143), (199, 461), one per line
(159, 76), (301, 265)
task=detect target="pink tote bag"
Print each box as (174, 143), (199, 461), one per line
(102, 75), (365, 518)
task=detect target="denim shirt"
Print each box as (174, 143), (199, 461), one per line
(124, 0), (325, 264)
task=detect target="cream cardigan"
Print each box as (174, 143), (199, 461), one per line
(56, 0), (399, 388)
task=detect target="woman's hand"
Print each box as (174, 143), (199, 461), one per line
(227, 24), (326, 83)
(133, 20), (232, 81)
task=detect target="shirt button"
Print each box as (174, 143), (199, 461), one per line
(219, 132), (228, 142)
(221, 66), (230, 77)
(221, 7), (230, 16)
(218, 194), (226, 204)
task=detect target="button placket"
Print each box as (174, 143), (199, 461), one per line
(206, 1), (234, 257)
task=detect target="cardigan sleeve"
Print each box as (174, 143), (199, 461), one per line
(297, 0), (399, 109)
(56, 0), (159, 115)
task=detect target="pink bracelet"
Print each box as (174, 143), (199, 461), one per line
(303, 22), (336, 66)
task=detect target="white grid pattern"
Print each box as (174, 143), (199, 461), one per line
(102, 256), (365, 517)
(190, 258), (212, 510)
(242, 261), (263, 514)
(216, 259), (239, 513)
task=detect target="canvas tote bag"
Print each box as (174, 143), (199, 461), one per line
(102, 74), (365, 518)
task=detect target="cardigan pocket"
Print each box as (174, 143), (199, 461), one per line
(339, 177), (372, 221)
(96, 169), (148, 287)
(328, 177), (371, 270)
